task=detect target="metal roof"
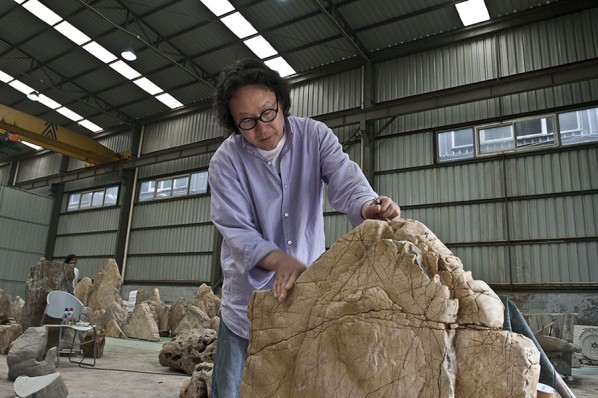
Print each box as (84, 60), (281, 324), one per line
(0, 0), (593, 160)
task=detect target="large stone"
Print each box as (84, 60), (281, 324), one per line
(193, 284), (221, 319)
(0, 323), (22, 354)
(173, 305), (211, 337)
(124, 301), (160, 341)
(87, 259), (122, 312)
(169, 298), (189, 335)
(0, 289), (10, 318)
(21, 259), (75, 330)
(454, 329), (540, 397)
(179, 362), (213, 398)
(159, 328), (217, 375)
(14, 373), (68, 398)
(241, 219), (537, 397)
(11, 296), (25, 325)
(74, 276), (93, 306)
(7, 326), (56, 381)
(92, 301), (127, 334)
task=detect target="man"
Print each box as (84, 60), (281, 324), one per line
(208, 58), (400, 397)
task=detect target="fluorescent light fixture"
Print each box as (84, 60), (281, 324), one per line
(244, 36), (277, 59)
(78, 119), (103, 133)
(37, 94), (61, 109)
(221, 12), (257, 39)
(8, 80), (35, 95)
(456, 0), (490, 26)
(200, 0), (234, 17)
(121, 48), (137, 61)
(22, 0), (62, 26)
(27, 91), (40, 101)
(110, 60), (141, 80)
(265, 57), (296, 78)
(21, 141), (43, 150)
(54, 21), (91, 45)
(0, 70), (13, 83)
(155, 93), (183, 109)
(56, 107), (83, 122)
(13, 0), (27, 5)
(83, 42), (118, 63)
(133, 77), (162, 95)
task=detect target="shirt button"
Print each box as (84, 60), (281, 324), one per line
(284, 213), (289, 217)
(287, 240), (292, 245)
(268, 161), (272, 165)
(284, 184), (288, 188)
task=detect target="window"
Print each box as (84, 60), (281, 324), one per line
(190, 172), (209, 194)
(68, 193), (81, 211)
(559, 107), (598, 145)
(515, 116), (555, 148)
(67, 185), (119, 212)
(138, 171), (208, 202)
(91, 190), (104, 207)
(478, 125), (514, 154)
(438, 128), (474, 162)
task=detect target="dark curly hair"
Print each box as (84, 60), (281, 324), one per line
(213, 58), (291, 134)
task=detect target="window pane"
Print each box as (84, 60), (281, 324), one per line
(92, 190), (104, 207)
(156, 179), (173, 198)
(190, 172), (208, 194)
(139, 181), (155, 202)
(68, 193), (81, 211)
(438, 128), (474, 162)
(479, 125), (514, 154)
(515, 116), (555, 148)
(172, 176), (189, 196)
(559, 108), (598, 145)
(105, 186), (118, 206)
(80, 192), (92, 208)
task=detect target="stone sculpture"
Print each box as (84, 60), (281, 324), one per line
(241, 219), (540, 397)
(7, 326), (56, 381)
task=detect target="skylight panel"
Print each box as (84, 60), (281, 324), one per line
(22, 0), (62, 26)
(221, 12), (257, 39)
(456, 0), (490, 26)
(21, 141), (43, 150)
(0, 70), (13, 83)
(265, 57), (295, 78)
(83, 42), (118, 63)
(200, 0), (234, 17)
(56, 107), (83, 122)
(37, 94), (61, 109)
(8, 80), (35, 95)
(155, 93), (183, 109)
(110, 60), (142, 80)
(134, 77), (163, 95)
(78, 120), (103, 133)
(244, 36), (277, 59)
(54, 21), (91, 45)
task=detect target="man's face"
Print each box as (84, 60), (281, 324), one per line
(229, 85), (284, 151)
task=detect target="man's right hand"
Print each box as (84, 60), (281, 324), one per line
(257, 251), (307, 302)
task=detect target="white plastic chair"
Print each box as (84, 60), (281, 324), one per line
(43, 290), (97, 367)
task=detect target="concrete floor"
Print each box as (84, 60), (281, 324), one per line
(0, 336), (597, 397)
(0, 337), (189, 398)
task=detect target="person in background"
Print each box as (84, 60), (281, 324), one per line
(65, 254), (80, 290)
(208, 58), (401, 398)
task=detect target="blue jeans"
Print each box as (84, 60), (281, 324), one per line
(211, 319), (249, 398)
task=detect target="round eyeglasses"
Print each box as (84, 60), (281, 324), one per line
(236, 97), (279, 131)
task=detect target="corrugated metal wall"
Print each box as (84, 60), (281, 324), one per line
(141, 109), (223, 154)
(0, 185), (52, 298)
(0, 164), (10, 185)
(1, 7), (597, 298)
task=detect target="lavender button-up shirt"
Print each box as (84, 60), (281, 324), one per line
(209, 116), (378, 339)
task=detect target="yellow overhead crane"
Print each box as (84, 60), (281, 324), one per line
(0, 104), (130, 165)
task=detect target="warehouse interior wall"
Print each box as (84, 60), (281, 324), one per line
(0, 8), (596, 319)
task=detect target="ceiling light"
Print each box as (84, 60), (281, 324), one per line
(121, 48), (137, 61)
(27, 91), (40, 101)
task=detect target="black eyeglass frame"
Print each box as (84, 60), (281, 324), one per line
(236, 96), (279, 131)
